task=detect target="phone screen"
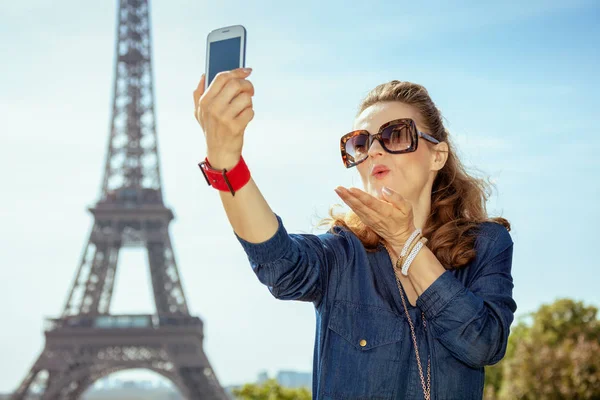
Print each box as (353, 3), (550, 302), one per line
(208, 37), (241, 87)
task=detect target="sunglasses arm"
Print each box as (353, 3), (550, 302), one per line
(418, 131), (440, 144)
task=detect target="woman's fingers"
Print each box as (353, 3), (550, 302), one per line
(193, 74), (205, 104)
(334, 186), (414, 245)
(213, 78), (255, 115)
(225, 91), (253, 120)
(343, 187), (393, 217)
(193, 68), (256, 167)
(381, 186), (411, 215)
(200, 68), (252, 105)
(235, 106), (255, 127)
(335, 187), (382, 222)
(196, 68), (254, 129)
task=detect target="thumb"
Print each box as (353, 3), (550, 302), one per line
(193, 74), (206, 124)
(381, 186), (401, 199)
(193, 74), (206, 104)
(382, 186), (411, 210)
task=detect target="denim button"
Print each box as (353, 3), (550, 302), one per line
(359, 339), (367, 347)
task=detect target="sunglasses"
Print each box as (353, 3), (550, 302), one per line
(340, 118), (440, 168)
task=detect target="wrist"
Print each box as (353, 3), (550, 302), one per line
(205, 152), (241, 170)
(199, 154), (251, 197)
(389, 244), (403, 259)
(388, 226), (417, 254)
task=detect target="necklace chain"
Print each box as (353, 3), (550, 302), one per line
(383, 243), (431, 400)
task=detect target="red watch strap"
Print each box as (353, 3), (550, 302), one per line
(198, 155), (251, 196)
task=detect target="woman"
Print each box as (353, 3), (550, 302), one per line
(193, 68), (517, 400)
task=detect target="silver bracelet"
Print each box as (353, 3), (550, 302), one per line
(402, 240), (424, 276)
(400, 229), (422, 258)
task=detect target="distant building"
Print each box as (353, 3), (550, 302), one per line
(223, 369), (312, 399)
(84, 387), (182, 400)
(275, 370), (312, 389)
(256, 369), (269, 384)
(222, 384), (241, 399)
(83, 379), (183, 399)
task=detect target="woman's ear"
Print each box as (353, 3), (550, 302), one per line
(430, 142), (449, 172)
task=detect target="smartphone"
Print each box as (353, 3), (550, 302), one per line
(205, 25), (247, 90)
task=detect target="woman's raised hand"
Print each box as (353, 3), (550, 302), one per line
(193, 68), (255, 170)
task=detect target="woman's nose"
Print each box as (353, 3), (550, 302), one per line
(368, 138), (385, 158)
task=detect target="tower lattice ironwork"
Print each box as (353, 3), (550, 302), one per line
(11, 1), (228, 398)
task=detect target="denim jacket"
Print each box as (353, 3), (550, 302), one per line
(235, 214), (517, 400)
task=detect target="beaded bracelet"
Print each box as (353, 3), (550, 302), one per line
(401, 237), (428, 276)
(395, 231), (422, 272)
(400, 229), (422, 258)
(404, 233), (422, 263)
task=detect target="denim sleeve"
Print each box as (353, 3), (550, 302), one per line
(234, 213), (355, 309)
(416, 225), (517, 368)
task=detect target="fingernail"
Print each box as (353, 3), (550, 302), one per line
(242, 68), (252, 73)
(382, 187), (392, 195)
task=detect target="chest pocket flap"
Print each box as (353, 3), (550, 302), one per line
(328, 301), (403, 351)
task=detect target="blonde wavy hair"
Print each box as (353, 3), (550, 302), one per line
(319, 80), (510, 270)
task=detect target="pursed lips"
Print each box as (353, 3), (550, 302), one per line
(371, 165), (390, 178)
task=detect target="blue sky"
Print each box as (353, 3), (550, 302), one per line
(0, 0), (598, 393)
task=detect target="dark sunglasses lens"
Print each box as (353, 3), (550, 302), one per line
(345, 134), (369, 163)
(381, 124), (413, 151)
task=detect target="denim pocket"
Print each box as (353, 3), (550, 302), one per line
(322, 301), (404, 399)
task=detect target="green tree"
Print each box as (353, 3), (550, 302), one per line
(232, 378), (311, 400)
(484, 316), (531, 399)
(484, 298), (600, 400)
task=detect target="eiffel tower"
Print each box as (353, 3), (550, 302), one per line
(11, 1), (228, 399)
